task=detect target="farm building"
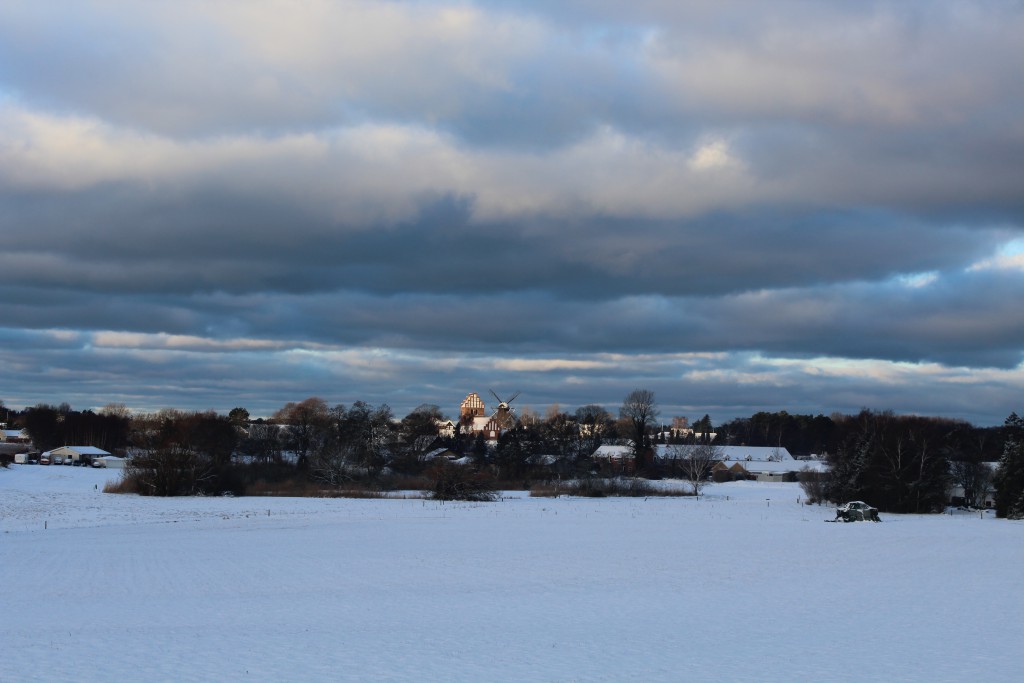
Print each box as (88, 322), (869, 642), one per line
(43, 446), (111, 464)
(710, 458), (828, 482)
(2, 429), (31, 444)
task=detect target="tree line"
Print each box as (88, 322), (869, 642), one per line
(5, 395), (1024, 516)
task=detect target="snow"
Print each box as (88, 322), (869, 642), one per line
(45, 446), (111, 456)
(654, 444), (796, 461)
(2, 465), (1021, 682)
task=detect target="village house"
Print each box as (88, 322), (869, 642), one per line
(591, 444), (827, 482)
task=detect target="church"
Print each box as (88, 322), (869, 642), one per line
(457, 391), (517, 441)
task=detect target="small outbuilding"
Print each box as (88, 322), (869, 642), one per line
(92, 455), (128, 469)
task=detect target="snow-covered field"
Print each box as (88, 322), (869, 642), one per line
(2, 466), (1021, 682)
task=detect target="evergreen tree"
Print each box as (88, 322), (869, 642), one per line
(826, 434), (868, 503)
(471, 432), (489, 463)
(993, 413), (1024, 519)
(494, 427), (531, 480)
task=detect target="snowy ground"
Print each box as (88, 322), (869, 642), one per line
(2, 465), (1021, 682)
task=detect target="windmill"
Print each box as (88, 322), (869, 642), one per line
(489, 390), (521, 430)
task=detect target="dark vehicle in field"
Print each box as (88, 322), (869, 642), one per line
(835, 501), (880, 522)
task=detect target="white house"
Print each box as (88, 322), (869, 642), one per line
(1, 429), (30, 444)
(591, 444), (633, 463)
(948, 461), (999, 508)
(589, 443), (827, 480)
(654, 444), (825, 482)
(435, 419), (457, 439)
(44, 446), (111, 464)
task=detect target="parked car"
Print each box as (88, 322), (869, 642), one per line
(835, 501), (880, 522)
(40, 455), (51, 465)
(52, 455), (63, 465)
(92, 458), (105, 468)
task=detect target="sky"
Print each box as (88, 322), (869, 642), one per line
(1, 1), (1023, 426)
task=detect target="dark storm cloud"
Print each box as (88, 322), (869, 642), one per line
(1, 1), (1023, 423)
(9, 252), (1020, 371)
(1, 180), (1007, 300)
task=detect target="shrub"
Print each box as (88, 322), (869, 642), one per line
(427, 460), (497, 501)
(242, 477), (423, 499)
(199, 464), (246, 497)
(243, 478), (351, 497)
(530, 477), (691, 498)
(377, 472), (432, 492)
(103, 471), (144, 494)
(124, 446), (210, 496)
(798, 467), (828, 504)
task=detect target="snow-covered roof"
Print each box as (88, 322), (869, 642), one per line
(592, 445), (632, 459)
(421, 448), (458, 461)
(655, 445), (794, 462)
(45, 446), (112, 456)
(730, 460), (828, 475)
(72, 446), (112, 455)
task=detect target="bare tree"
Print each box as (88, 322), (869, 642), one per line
(620, 389), (658, 472)
(100, 402), (132, 419)
(576, 405), (615, 440)
(672, 442), (720, 496)
(309, 440), (360, 486)
(798, 466), (828, 504)
(243, 423), (283, 464)
(949, 458), (992, 508)
(125, 444), (212, 496)
(400, 404), (446, 454)
(274, 397), (331, 468)
(336, 401), (395, 478)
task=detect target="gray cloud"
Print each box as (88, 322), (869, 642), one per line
(1, 1), (1022, 424)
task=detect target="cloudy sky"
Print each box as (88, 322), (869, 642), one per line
(2, 1), (1023, 425)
